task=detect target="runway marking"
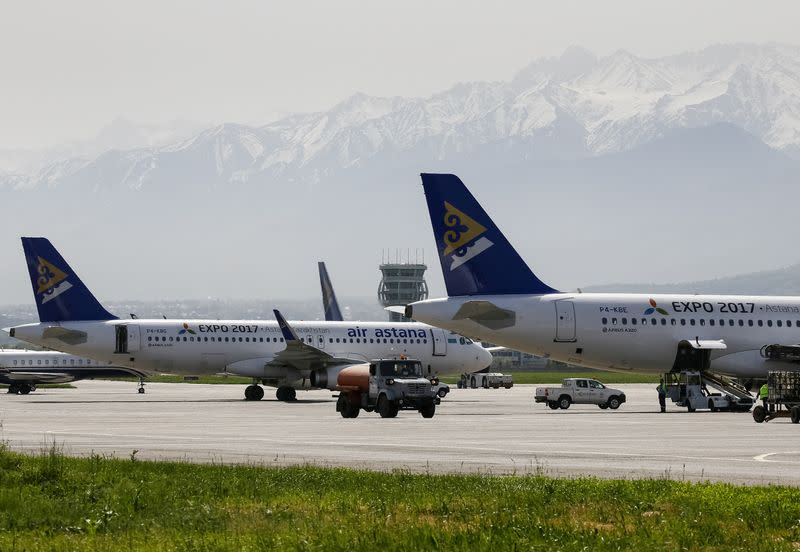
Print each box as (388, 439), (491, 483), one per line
(753, 451), (800, 463)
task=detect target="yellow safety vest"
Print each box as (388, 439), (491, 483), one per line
(759, 384), (769, 400)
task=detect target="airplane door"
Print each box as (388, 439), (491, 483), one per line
(432, 328), (447, 356)
(555, 301), (576, 342)
(126, 324), (140, 352)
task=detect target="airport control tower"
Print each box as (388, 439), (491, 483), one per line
(378, 250), (428, 322)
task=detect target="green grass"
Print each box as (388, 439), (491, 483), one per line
(443, 370), (660, 385)
(0, 444), (798, 551)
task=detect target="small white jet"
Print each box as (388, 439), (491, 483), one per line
(6, 238), (492, 401)
(405, 173), (800, 381)
(0, 349), (147, 394)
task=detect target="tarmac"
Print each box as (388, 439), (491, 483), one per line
(1, 381), (798, 486)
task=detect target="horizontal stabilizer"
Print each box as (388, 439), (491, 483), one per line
(42, 326), (88, 345)
(453, 300), (516, 330)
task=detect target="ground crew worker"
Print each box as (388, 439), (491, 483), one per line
(759, 382), (769, 411)
(657, 378), (667, 413)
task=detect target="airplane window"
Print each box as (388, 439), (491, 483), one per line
(424, 339), (427, 344)
(417, 339), (421, 343)
(700, 319), (705, 326)
(602, 317), (608, 324)
(671, 319), (676, 326)
(390, 339), (394, 343)
(739, 320), (744, 326)
(45, 360), (49, 365)
(370, 339), (374, 343)
(621, 318), (627, 325)
(13, 360), (17, 366)
(169, 337), (173, 341)
(404, 339), (408, 343)
(710, 320), (715, 326)
(280, 338), (284, 342)
(350, 338), (354, 343)
(758, 320), (763, 327)
(690, 319), (696, 326)
(79, 360), (83, 365)
(786, 320), (792, 327)
(641, 318), (646, 325)
(336, 338), (340, 343)
(38, 360), (42, 365)
(777, 320), (783, 327)
(239, 337), (243, 342)
(660, 319), (666, 326)
(356, 338), (360, 343)
(319, 337), (323, 343)
(184, 337), (188, 342)
(768, 320), (773, 327)
(223, 337), (228, 342)
(631, 318), (637, 325)
(612, 318), (617, 325)
(748, 320), (753, 327)
(205, 337), (209, 342)
(329, 338), (333, 343)
(148, 336), (152, 342)
(650, 319), (656, 326)
(720, 319), (725, 326)
(729, 320), (734, 326)
(680, 319), (686, 326)
(245, 338), (249, 342)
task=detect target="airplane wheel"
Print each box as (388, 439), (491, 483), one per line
(791, 406), (800, 424)
(470, 377), (477, 388)
(138, 387), (145, 394)
(276, 386), (295, 401)
(752, 405), (766, 423)
(19, 384), (32, 395)
(8, 384), (20, 395)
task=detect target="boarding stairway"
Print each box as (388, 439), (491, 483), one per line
(702, 371), (754, 405)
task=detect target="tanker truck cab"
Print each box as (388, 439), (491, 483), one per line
(336, 358), (441, 419)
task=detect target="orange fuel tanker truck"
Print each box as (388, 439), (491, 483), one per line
(335, 358), (440, 418)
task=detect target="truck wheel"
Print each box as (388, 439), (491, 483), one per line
(607, 396), (620, 410)
(598, 404), (608, 409)
(547, 401), (559, 410)
(437, 388), (447, 398)
(708, 399), (717, 412)
(791, 406), (800, 424)
(337, 395), (350, 418)
(687, 403), (696, 413)
(420, 403), (436, 418)
(470, 377), (477, 389)
(752, 405), (766, 423)
(558, 396), (571, 410)
(19, 384), (32, 395)
(347, 404), (360, 418)
(377, 395), (397, 418)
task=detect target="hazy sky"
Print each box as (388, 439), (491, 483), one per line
(1, 0), (797, 150)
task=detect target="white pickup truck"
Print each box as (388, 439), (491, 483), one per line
(534, 378), (626, 410)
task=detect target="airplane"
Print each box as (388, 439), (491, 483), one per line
(5, 238), (492, 401)
(403, 173), (800, 382)
(0, 349), (147, 394)
(318, 261), (343, 321)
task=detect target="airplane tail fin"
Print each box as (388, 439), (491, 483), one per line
(318, 262), (343, 321)
(420, 173), (558, 296)
(21, 237), (117, 322)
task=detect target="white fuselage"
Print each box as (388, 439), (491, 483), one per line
(0, 350), (113, 370)
(9, 319), (491, 383)
(410, 293), (800, 378)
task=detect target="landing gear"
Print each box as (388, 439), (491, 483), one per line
(244, 384), (265, 401)
(7, 384), (19, 394)
(8, 383), (33, 395)
(138, 379), (146, 394)
(276, 386), (296, 402)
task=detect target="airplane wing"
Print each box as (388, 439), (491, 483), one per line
(227, 310), (362, 377)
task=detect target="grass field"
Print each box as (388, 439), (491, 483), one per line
(0, 445), (798, 551)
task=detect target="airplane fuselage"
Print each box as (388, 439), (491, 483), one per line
(410, 292), (800, 378)
(9, 319), (490, 383)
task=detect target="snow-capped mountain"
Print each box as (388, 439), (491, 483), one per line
(3, 43), (800, 192)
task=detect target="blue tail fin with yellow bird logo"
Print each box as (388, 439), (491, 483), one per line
(21, 237), (117, 322)
(420, 173), (558, 297)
